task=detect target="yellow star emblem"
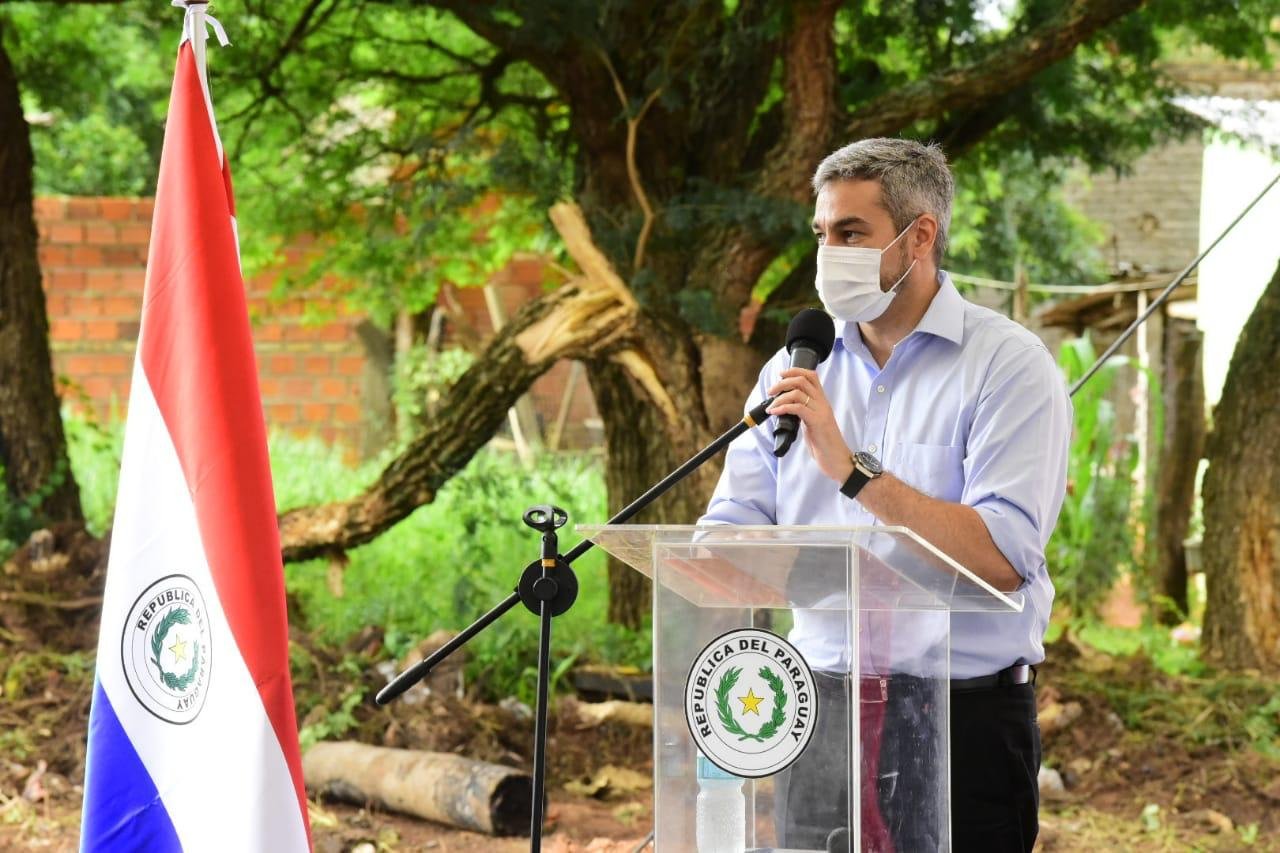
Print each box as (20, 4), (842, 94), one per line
(169, 636), (190, 664)
(738, 687), (765, 716)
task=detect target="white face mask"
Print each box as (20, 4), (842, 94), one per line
(815, 220), (918, 323)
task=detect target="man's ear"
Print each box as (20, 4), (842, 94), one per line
(913, 214), (939, 261)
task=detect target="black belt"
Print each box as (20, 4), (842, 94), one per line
(951, 663), (1035, 692)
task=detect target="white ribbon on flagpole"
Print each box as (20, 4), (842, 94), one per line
(173, 0), (231, 49)
(171, 0), (231, 169)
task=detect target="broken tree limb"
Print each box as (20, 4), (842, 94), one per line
(278, 203), (642, 562)
(303, 741), (533, 836)
(842, 0), (1143, 142)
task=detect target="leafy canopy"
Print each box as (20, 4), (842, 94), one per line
(5, 0), (1278, 318)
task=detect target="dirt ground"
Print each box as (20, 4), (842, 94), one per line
(3, 635), (1278, 851)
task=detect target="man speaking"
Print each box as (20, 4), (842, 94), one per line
(698, 137), (1071, 851)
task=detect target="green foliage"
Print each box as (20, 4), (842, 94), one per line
(268, 432), (383, 512)
(279, 444), (647, 701)
(1048, 335), (1141, 614)
(209, 0), (1278, 331)
(391, 346), (475, 443)
(1, 649), (92, 704)
(949, 149), (1109, 285)
(1074, 620), (1204, 677)
(0, 456), (75, 561)
(30, 110), (154, 196)
(0, 464), (29, 564)
(298, 686), (367, 751)
(1061, 622), (1280, 759)
(220, 4), (571, 322)
(61, 406), (123, 537)
(2, 3), (170, 195)
(0, 650), (94, 763)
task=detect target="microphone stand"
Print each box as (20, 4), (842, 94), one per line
(375, 395), (776, 850)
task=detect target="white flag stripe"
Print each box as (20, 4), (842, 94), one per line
(95, 359), (308, 853)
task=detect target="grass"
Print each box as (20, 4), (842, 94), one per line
(1040, 803), (1273, 851)
(1072, 620), (1206, 678)
(1051, 617), (1280, 760)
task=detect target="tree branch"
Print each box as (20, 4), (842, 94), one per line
(931, 90), (1028, 160)
(842, 0), (1144, 141)
(757, 0), (841, 200)
(595, 47), (663, 272)
(409, 0), (564, 85)
(278, 203), (639, 561)
(693, 0), (840, 319)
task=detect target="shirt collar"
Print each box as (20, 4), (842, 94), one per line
(835, 269), (965, 350)
(915, 270), (965, 345)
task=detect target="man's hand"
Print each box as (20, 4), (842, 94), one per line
(766, 369), (1023, 592)
(766, 368), (855, 484)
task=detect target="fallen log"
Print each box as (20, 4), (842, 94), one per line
(303, 741), (532, 836)
(572, 699), (653, 730)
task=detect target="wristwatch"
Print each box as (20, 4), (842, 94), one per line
(839, 450), (883, 500)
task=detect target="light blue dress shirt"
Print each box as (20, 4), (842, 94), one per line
(698, 272), (1072, 679)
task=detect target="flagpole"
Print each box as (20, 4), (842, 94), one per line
(173, 0), (231, 159)
(81, 1), (311, 848)
(187, 1), (209, 91)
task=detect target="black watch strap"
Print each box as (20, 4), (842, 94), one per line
(840, 465), (872, 500)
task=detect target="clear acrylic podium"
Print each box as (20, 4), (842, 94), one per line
(578, 524), (1023, 853)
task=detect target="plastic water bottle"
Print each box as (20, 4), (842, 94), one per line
(696, 753), (745, 852)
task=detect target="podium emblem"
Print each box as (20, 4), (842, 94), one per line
(684, 628), (817, 777)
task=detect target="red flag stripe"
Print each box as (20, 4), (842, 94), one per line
(222, 159), (237, 218)
(138, 43), (308, 835)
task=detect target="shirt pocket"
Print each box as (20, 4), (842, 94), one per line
(891, 442), (965, 502)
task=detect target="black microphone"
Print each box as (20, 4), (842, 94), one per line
(773, 308), (836, 457)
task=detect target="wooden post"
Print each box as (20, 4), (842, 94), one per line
(1133, 289), (1150, 565)
(484, 282), (543, 465)
(1153, 317), (1205, 623)
(1012, 263), (1030, 325)
(547, 361), (583, 451)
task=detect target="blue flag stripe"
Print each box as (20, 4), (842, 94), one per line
(81, 681), (183, 852)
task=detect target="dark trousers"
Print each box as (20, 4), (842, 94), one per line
(775, 672), (1040, 852)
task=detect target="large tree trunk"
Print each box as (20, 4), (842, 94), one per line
(0, 26), (82, 527)
(1153, 317), (1205, 623)
(1201, 258), (1280, 671)
(585, 316), (778, 626)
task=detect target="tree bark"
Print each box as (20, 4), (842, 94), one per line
(1201, 258), (1280, 672)
(303, 741), (533, 836)
(0, 27), (82, 527)
(842, 0), (1145, 142)
(1153, 317), (1204, 624)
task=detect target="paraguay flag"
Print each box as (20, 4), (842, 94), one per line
(80, 7), (310, 850)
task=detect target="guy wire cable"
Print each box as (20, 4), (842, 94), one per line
(1068, 170), (1280, 398)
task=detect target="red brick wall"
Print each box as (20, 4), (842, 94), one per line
(37, 196), (599, 453)
(444, 257), (601, 449)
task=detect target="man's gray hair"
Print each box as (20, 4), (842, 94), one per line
(812, 138), (954, 265)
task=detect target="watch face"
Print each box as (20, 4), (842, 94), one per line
(855, 450), (883, 475)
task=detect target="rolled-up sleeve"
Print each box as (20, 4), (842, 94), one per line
(961, 343), (1072, 584)
(698, 359), (782, 526)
